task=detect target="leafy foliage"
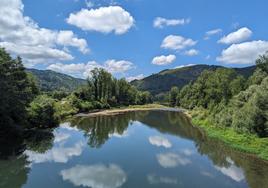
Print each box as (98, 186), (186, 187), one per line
(0, 48), (37, 128)
(171, 53), (268, 137)
(69, 68), (153, 112)
(27, 95), (59, 128)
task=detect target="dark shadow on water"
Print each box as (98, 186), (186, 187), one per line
(0, 126), (55, 188)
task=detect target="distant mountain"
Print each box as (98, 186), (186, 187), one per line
(27, 69), (86, 92)
(131, 64), (256, 95)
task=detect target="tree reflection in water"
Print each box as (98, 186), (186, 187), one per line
(71, 110), (268, 188)
(0, 127), (55, 188)
(0, 110), (268, 188)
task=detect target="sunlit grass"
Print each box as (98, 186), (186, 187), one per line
(192, 117), (268, 160)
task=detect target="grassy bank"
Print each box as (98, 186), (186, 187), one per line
(190, 113), (268, 161)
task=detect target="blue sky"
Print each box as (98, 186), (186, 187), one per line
(1, 0), (268, 80)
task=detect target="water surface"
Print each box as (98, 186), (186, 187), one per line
(1, 110), (268, 188)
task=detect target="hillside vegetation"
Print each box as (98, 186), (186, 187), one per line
(27, 69), (86, 92)
(131, 64), (256, 96)
(167, 54), (268, 159)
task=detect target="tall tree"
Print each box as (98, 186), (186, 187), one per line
(0, 48), (35, 128)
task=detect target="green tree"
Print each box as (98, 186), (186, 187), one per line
(0, 48), (36, 128)
(256, 53), (268, 73)
(169, 86), (179, 106)
(27, 95), (59, 128)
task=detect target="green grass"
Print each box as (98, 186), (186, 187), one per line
(191, 117), (268, 160)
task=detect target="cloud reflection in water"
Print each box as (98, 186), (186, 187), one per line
(61, 164), (127, 188)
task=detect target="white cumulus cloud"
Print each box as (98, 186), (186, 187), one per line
(152, 54), (176, 65)
(161, 35), (197, 51)
(153, 17), (190, 28)
(218, 27), (252, 44)
(184, 49), (199, 56)
(216, 40), (268, 64)
(47, 59), (135, 78)
(57, 31), (89, 54)
(67, 6), (134, 34)
(104, 59), (134, 73)
(0, 0), (89, 67)
(61, 164), (127, 188)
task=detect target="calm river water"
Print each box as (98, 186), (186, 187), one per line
(1, 110), (268, 188)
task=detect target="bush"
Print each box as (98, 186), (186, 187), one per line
(27, 95), (59, 128)
(54, 99), (79, 119)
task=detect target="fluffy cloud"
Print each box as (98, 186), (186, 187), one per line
(156, 153), (191, 168)
(47, 59), (134, 78)
(204, 28), (222, 40)
(67, 6), (134, 34)
(47, 61), (99, 78)
(153, 17), (190, 28)
(0, 0), (89, 67)
(216, 40), (268, 64)
(218, 27), (252, 44)
(61, 164), (127, 188)
(152, 54), (176, 65)
(105, 59), (134, 73)
(161, 35), (197, 51)
(148, 136), (172, 148)
(0, 42), (73, 62)
(57, 31), (89, 54)
(126, 74), (145, 82)
(184, 49), (199, 56)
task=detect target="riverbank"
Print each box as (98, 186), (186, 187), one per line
(77, 105), (268, 161)
(75, 104), (173, 117)
(188, 111), (268, 161)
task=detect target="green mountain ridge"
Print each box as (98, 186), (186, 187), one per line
(27, 69), (86, 92)
(131, 64), (256, 95)
(27, 64), (256, 94)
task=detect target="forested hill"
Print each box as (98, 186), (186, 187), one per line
(131, 64), (256, 95)
(27, 69), (86, 92)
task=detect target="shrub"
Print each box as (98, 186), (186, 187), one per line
(27, 95), (59, 128)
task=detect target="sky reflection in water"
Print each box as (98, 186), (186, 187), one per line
(1, 111), (268, 188)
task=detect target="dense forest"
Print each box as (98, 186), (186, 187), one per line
(131, 64), (256, 98)
(0, 48), (152, 133)
(168, 53), (268, 137)
(27, 68), (86, 92)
